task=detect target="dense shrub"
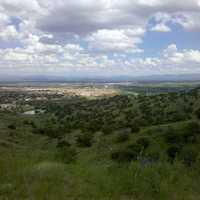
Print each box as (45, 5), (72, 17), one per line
(136, 137), (150, 149)
(101, 125), (115, 135)
(128, 143), (143, 154)
(7, 124), (16, 130)
(194, 107), (200, 119)
(111, 142), (144, 162)
(23, 120), (36, 128)
(56, 140), (71, 149)
(166, 145), (180, 163)
(185, 121), (200, 135)
(164, 128), (183, 145)
(180, 147), (198, 167)
(111, 148), (135, 162)
(145, 151), (160, 163)
(182, 131), (196, 144)
(130, 124), (140, 133)
(76, 132), (93, 147)
(115, 129), (130, 143)
(33, 124), (63, 138)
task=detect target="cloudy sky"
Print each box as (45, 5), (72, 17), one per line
(0, 0), (200, 78)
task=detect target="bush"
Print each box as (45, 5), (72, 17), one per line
(166, 145), (180, 163)
(185, 121), (200, 135)
(33, 125), (63, 138)
(111, 148), (135, 162)
(136, 137), (150, 149)
(7, 124), (16, 130)
(164, 128), (183, 145)
(145, 151), (160, 163)
(23, 120), (30, 125)
(130, 123), (140, 133)
(23, 120), (36, 128)
(128, 143), (143, 154)
(76, 132), (93, 147)
(182, 131), (196, 144)
(115, 130), (130, 143)
(56, 140), (71, 149)
(194, 107), (200, 119)
(111, 142), (144, 162)
(180, 147), (198, 167)
(101, 126), (113, 135)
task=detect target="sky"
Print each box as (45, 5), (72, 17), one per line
(0, 0), (200, 78)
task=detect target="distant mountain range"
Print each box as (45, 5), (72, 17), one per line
(0, 74), (200, 83)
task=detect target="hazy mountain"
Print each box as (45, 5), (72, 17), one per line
(0, 74), (200, 83)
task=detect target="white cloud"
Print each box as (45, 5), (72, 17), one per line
(0, 0), (45, 18)
(0, 0), (200, 76)
(86, 28), (144, 53)
(0, 13), (10, 26)
(151, 23), (171, 32)
(0, 25), (19, 41)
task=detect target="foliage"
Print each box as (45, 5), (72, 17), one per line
(76, 132), (94, 147)
(1, 86), (200, 199)
(167, 146), (180, 163)
(180, 146), (198, 167)
(136, 137), (150, 149)
(7, 124), (16, 130)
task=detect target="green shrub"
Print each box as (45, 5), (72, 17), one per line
(130, 123), (140, 133)
(128, 143), (143, 154)
(136, 137), (150, 149)
(56, 140), (71, 149)
(76, 132), (93, 147)
(111, 142), (144, 162)
(180, 146), (198, 167)
(115, 130), (130, 143)
(7, 124), (16, 130)
(194, 107), (200, 119)
(166, 145), (180, 163)
(111, 148), (135, 162)
(185, 121), (200, 135)
(145, 151), (160, 162)
(164, 129), (183, 145)
(182, 131), (196, 144)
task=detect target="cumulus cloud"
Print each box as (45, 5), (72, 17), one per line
(0, 25), (19, 41)
(129, 44), (200, 75)
(86, 28), (145, 53)
(0, 0), (200, 76)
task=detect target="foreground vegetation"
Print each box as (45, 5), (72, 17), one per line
(1, 85), (200, 199)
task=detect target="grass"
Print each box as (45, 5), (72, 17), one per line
(1, 113), (200, 199)
(1, 151), (200, 200)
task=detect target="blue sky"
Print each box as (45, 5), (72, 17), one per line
(0, 0), (200, 78)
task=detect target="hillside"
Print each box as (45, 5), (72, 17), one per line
(1, 87), (200, 199)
